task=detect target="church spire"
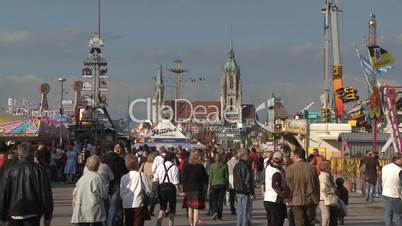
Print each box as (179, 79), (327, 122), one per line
(224, 30), (237, 73)
(229, 28), (235, 59)
(220, 28), (242, 124)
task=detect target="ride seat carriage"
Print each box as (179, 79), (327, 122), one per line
(336, 87), (359, 103)
(349, 110), (364, 120)
(343, 93), (359, 103)
(100, 68), (107, 76)
(82, 68), (92, 76)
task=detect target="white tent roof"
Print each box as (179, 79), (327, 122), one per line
(145, 120), (186, 143)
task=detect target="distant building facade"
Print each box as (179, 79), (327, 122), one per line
(152, 40), (255, 146)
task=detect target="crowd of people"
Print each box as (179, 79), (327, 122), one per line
(0, 141), (401, 226)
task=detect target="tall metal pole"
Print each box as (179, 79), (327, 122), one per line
(97, 0), (100, 38)
(323, 0), (329, 96)
(175, 58), (182, 100)
(367, 14), (378, 153)
(58, 78), (66, 146)
(95, 0), (101, 145)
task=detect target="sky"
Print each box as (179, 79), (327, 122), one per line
(0, 0), (402, 120)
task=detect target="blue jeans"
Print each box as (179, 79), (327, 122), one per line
(236, 193), (252, 226)
(365, 182), (375, 202)
(384, 196), (402, 226)
(108, 187), (123, 226)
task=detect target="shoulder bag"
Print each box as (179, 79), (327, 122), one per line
(139, 172), (151, 220)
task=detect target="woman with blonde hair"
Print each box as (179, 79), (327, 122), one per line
(141, 151), (158, 216)
(182, 149), (209, 226)
(120, 154), (150, 226)
(319, 160), (338, 226)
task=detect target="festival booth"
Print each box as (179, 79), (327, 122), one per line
(0, 116), (66, 142)
(136, 120), (205, 149)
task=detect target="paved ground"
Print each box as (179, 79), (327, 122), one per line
(52, 183), (385, 226)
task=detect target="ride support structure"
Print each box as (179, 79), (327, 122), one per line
(381, 86), (402, 153)
(321, 0), (344, 123)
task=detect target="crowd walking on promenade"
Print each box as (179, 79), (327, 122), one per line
(0, 141), (402, 226)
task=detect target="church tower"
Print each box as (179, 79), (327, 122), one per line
(152, 65), (164, 124)
(220, 39), (242, 124)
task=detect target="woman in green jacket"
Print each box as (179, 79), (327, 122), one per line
(208, 153), (229, 220)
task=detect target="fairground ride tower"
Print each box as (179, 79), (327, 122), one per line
(321, 0), (344, 123)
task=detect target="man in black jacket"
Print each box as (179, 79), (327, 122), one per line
(0, 142), (53, 226)
(102, 144), (128, 226)
(233, 148), (255, 226)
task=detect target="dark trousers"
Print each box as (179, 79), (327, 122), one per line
(229, 189), (236, 214)
(124, 207), (144, 226)
(264, 201), (287, 226)
(288, 208), (296, 226)
(8, 217), (40, 226)
(158, 185), (177, 214)
(210, 185), (226, 218)
(76, 223), (103, 226)
(329, 206), (338, 226)
(291, 205), (317, 226)
(50, 165), (58, 182)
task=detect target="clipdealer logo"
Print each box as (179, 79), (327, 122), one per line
(129, 97), (270, 129)
(129, 98), (249, 124)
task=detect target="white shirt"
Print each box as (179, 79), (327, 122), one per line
(382, 163), (402, 198)
(120, 171), (150, 208)
(153, 161), (180, 185)
(152, 155), (165, 174)
(264, 165), (282, 202)
(227, 157), (238, 189)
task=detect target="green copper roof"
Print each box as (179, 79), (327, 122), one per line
(224, 40), (238, 73)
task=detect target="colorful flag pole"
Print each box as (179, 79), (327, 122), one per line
(355, 48), (373, 93)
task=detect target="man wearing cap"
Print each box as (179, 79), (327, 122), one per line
(263, 151), (287, 226)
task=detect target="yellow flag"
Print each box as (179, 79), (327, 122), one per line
(368, 45), (394, 70)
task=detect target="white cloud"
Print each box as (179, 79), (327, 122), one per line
(288, 42), (319, 55)
(0, 30), (31, 44)
(4, 74), (41, 84)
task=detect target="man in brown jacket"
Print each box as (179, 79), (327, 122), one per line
(285, 147), (320, 226)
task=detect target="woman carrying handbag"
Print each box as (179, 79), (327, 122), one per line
(319, 160), (338, 226)
(120, 154), (151, 226)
